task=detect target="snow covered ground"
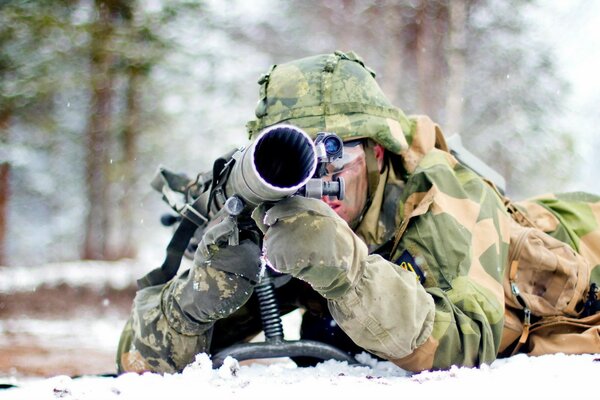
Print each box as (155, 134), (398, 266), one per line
(2, 353), (599, 399)
(0, 260), (143, 379)
(0, 260), (149, 293)
(1, 260), (599, 399)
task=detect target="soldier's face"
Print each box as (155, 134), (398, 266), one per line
(322, 143), (369, 225)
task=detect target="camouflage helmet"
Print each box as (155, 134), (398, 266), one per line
(246, 51), (411, 154)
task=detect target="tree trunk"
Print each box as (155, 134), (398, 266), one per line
(379, 3), (405, 105)
(444, 0), (468, 136)
(82, 0), (117, 260)
(414, 2), (435, 116)
(0, 110), (10, 266)
(414, 1), (449, 121)
(0, 163), (9, 267)
(115, 66), (143, 259)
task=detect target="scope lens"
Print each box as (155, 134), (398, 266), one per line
(324, 136), (342, 156)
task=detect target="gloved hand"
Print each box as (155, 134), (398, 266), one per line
(161, 220), (262, 334)
(252, 196), (368, 299)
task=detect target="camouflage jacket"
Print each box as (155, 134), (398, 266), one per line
(117, 116), (600, 374)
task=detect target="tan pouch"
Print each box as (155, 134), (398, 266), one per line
(501, 302), (600, 356)
(504, 220), (591, 317)
(528, 313), (600, 355)
(499, 306), (525, 354)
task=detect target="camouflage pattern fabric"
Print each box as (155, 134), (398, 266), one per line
(246, 51), (412, 154)
(117, 263), (255, 373)
(117, 283), (210, 373)
(117, 50), (600, 374)
(387, 117), (511, 370)
(121, 115), (506, 371)
(117, 115), (600, 374)
(515, 192), (600, 285)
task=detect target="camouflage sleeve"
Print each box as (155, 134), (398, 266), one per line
(326, 253), (436, 364)
(256, 197), (436, 364)
(257, 148), (510, 372)
(117, 262), (255, 374)
(388, 148), (511, 371)
(116, 278), (210, 374)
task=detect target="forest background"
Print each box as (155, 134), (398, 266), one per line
(1, 0), (599, 267)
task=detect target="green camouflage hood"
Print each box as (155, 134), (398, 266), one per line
(246, 51), (411, 154)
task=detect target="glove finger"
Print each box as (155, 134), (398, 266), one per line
(202, 217), (237, 246)
(208, 239), (263, 284)
(263, 196), (339, 226)
(251, 203), (271, 233)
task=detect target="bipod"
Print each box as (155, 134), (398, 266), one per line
(211, 271), (359, 368)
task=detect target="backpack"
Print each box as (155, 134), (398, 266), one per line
(499, 197), (600, 356)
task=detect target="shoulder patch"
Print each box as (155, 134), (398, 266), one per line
(396, 250), (426, 284)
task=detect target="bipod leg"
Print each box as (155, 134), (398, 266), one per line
(212, 273), (359, 368)
(212, 339), (359, 368)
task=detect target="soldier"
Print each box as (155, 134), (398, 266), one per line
(117, 51), (600, 374)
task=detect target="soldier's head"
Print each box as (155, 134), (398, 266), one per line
(246, 51), (409, 225)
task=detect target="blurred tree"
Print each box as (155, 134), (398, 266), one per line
(0, 0), (84, 265)
(0, 161), (8, 266)
(461, 0), (572, 197)
(0, 0), (181, 264)
(217, 0), (571, 197)
(444, 0), (468, 136)
(109, 5), (173, 259)
(0, 0), (578, 265)
(83, 0), (182, 260)
(113, 63), (142, 259)
(82, 0), (124, 259)
(0, 110), (8, 266)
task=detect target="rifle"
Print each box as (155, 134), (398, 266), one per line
(139, 124), (359, 367)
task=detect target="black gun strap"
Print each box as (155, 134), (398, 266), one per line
(136, 151), (238, 290)
(136, 217), (197, 289)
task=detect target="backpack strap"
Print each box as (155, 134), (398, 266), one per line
(582, 283), (600, 317)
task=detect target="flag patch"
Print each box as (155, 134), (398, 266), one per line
(396, 250), (426, 284)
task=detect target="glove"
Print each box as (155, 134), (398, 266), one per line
(195, 215), (263, 284)
(194, 238), (263, 283)
(252, 196), (368, 299)
(162, 234), (262, 334)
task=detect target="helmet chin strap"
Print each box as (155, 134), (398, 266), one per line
(348, 139), (381, 229)
(363, 139), (381, 201)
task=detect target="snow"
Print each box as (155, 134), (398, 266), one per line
(0, 260), (148, 293)
(0, 317), (125, 353)
(1, 352), (599, 399)
(1, 260), (599, 398)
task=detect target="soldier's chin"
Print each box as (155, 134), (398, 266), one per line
(335, 208), (353, 224)
(323, 200), (351, 222)
(328, 203), (342, 213)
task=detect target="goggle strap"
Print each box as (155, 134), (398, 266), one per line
(363, 140), (380, 200)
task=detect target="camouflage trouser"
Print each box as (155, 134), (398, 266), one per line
(117, 283), (211, 373)
(116, 275), (336, 373)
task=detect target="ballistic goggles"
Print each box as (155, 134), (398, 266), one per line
(326, 140), (364, 175)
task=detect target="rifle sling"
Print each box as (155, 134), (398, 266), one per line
(137, 152), (238, 290)
(136, 217), (198, 289)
